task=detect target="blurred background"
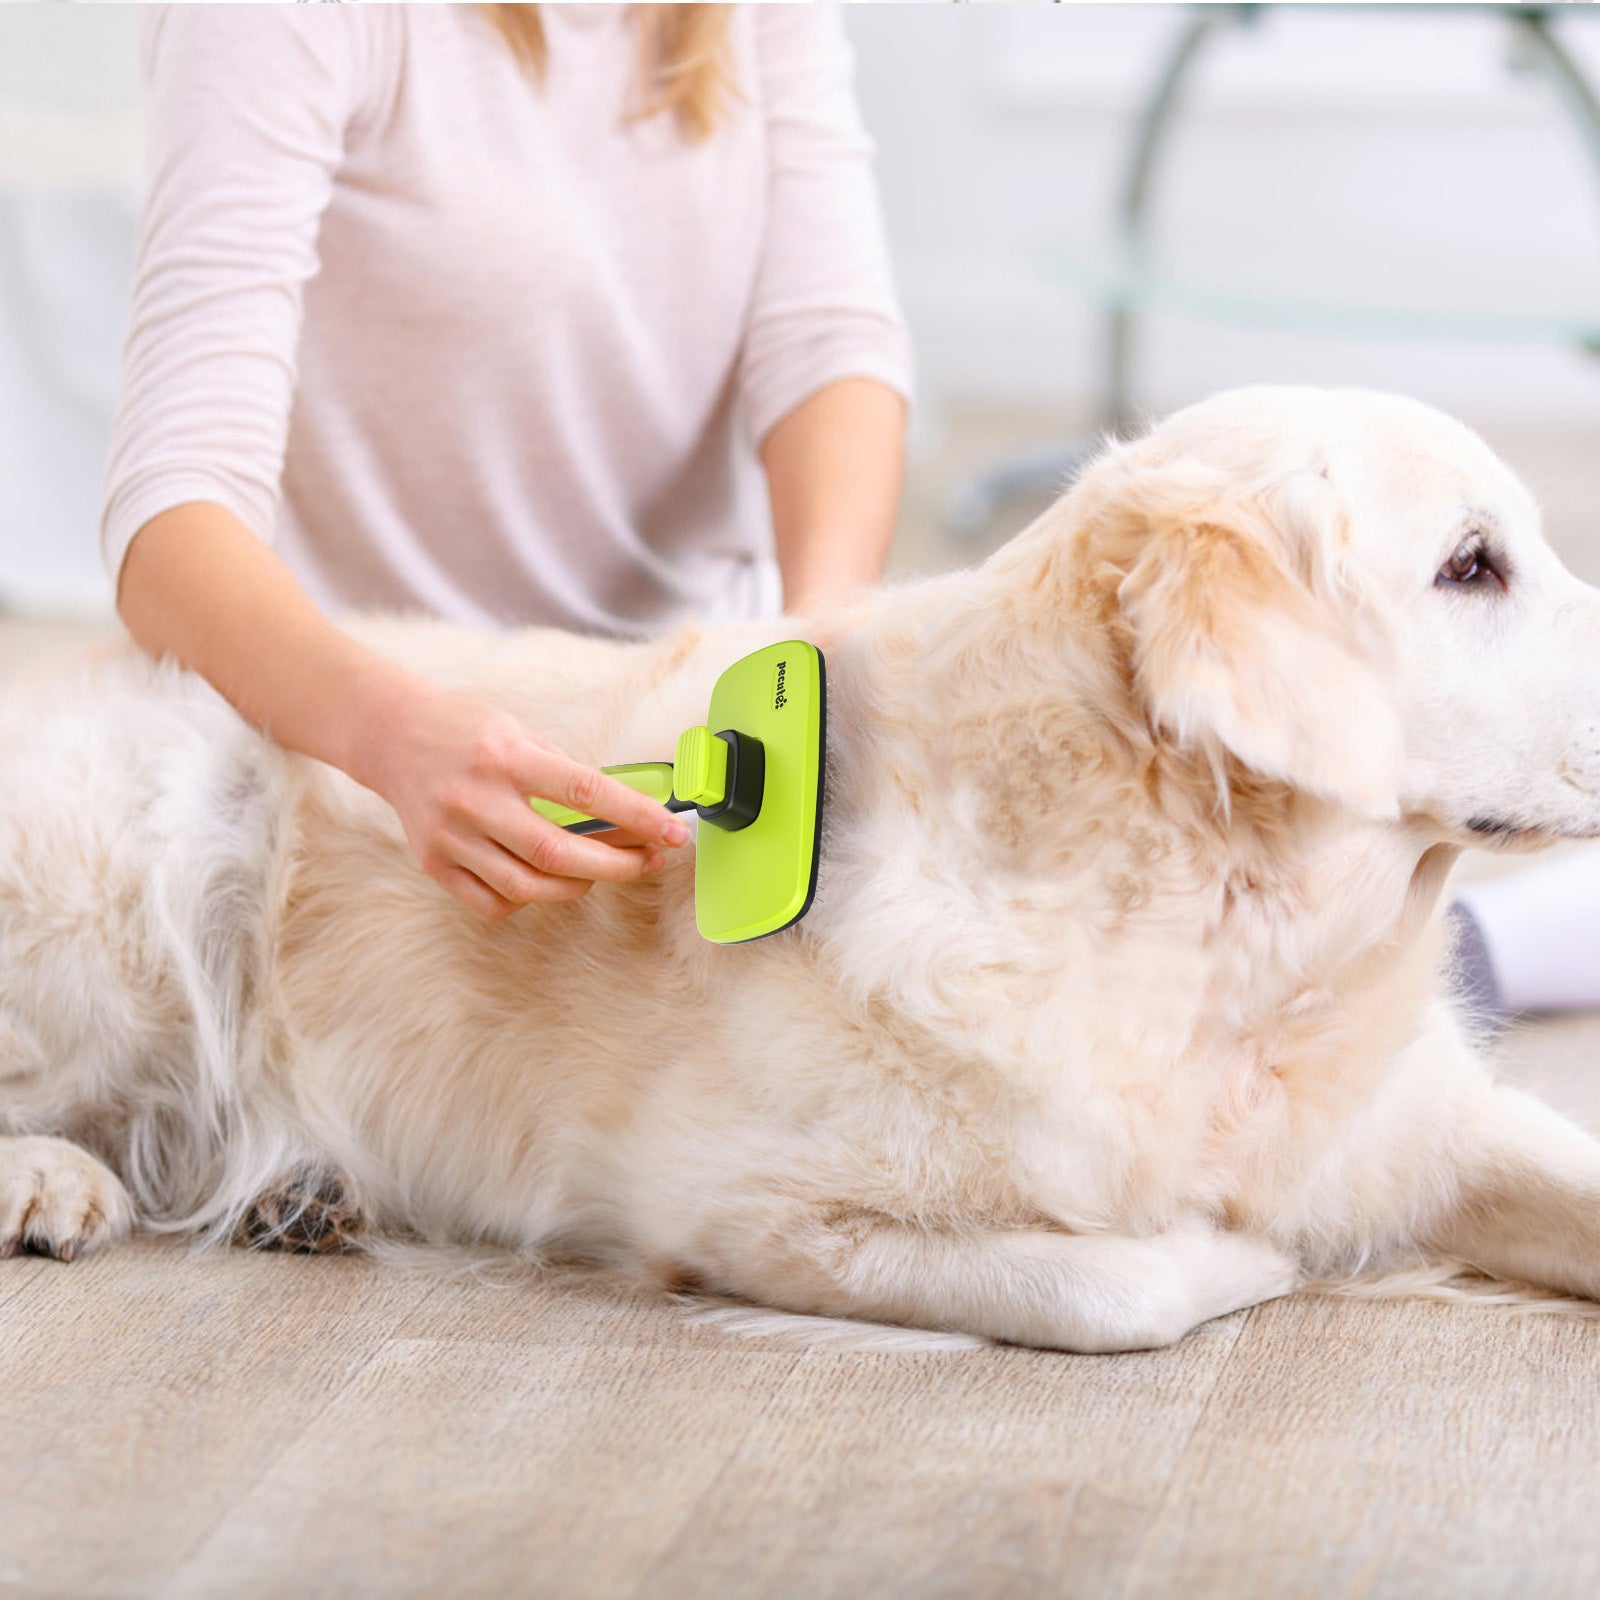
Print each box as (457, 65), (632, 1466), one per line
(1, 1), (1598, 622)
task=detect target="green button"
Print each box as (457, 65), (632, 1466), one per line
(673, 726), (727, 808)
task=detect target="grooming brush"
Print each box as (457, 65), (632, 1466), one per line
(529, 641), (825, 944)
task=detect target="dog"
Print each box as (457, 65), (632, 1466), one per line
(4, 386), (1600, 1352)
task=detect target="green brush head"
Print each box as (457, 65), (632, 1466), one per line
(693, 640), (825, 944)
(526, 639), (826, 944)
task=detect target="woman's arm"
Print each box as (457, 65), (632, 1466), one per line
(106, 13), (688, 919)
(118, 504), (690, 920)
(761, 377), (906, 615)
(739, 5), (914, 611)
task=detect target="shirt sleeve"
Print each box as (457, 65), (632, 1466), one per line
(737, 5), (914, 449)
(99, 5), (373, 582)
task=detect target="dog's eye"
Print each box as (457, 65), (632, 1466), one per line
(1436, 538), (1501, 591)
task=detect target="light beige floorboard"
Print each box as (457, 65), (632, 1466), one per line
(165, 1334), (809, 1600)
(1120, 1293), (1600, 1600)
(388, 1258), (726, 1349)
(639, 1315), (1249, 1600)
(1497, 1011), (1600, 1130)
(0, 1241), (439, 1599)
(0, 617), (118, 678)
(162, 1300), (1250, 1600)
(0, 1256), (51, 1312)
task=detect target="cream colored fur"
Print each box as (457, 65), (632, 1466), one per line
(5, 386), (1600, 1352)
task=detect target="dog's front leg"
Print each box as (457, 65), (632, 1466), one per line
(702, 1214), (1298, 1352)
(1425, 1084), (1600, 1302)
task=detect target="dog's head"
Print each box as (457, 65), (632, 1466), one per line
(995, 386), (1600, 844)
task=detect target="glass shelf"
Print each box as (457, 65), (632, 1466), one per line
(1051, 242), (1600, 351)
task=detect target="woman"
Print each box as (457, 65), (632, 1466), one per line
(103, 3), (910, 922)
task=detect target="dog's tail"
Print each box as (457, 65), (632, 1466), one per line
(1309, 1258), (1600, 1318)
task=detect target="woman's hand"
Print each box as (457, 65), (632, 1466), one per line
(117, 504), (691, 923)
(357, 680), (691, 921)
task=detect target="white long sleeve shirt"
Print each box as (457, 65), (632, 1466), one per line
(102, 3), (912, 636)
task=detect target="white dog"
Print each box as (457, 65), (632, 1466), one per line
(4, 386), (1599, 1352)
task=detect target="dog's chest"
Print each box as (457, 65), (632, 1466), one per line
(988, 1021), (1327, 1233)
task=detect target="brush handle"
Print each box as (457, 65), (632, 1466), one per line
(528, 762), (686, 836)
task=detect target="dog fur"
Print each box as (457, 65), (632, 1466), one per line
(5, 386), (1600, 1352)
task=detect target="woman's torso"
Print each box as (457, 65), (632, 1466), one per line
(282, 5), (777, 635)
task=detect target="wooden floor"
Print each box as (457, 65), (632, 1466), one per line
(4, 1198), (1600, 1600)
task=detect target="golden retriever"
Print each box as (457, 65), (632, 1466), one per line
(4, 386), (1599, 1351)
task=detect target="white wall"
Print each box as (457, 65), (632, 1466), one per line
(2, 4), (1598, 611)
(845, 3), (1600, 433)
(0, 4), (141, 612)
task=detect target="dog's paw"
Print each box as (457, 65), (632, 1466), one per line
(238, 1165), (365, 1254)
(1189, 1229), (1301, 1324)
(0, 1135), (134, 1261)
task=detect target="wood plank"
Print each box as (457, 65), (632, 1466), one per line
(389, 1258), (717, 1349)
(165, 1335), (807, 1600)
(1498, 1011), (1600, 1132)
(1120, 1293), (1600, 1600)
(639, 1310), (1248, 1600)
(169, 1278), (1248, 1600)
(0, 618), (118, 679)
(0, 1255), (54, 1311)
(0, 1237), (438, 1598)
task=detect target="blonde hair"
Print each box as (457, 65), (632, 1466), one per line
(481, 5), (737, 141)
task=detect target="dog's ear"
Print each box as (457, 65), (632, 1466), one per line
(1116, 483), (1404, 818)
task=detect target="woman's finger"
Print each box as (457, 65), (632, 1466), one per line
(517, 748), (691, 848)
(592, 825), (659, 852)
(435, 863), (520, 921)
(480, 801), (668, 887)
(444, 835), (604, 911)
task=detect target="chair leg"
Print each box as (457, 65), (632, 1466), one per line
(1103, 4), (1254, 434)
(1505, 8), (1600, 358)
